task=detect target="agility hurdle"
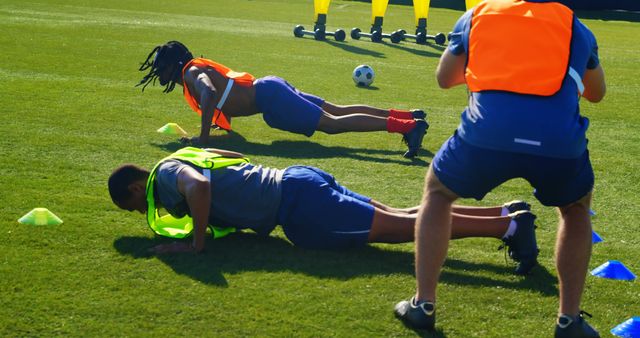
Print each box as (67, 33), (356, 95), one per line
(293, 0), (346, 41)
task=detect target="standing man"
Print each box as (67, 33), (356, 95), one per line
(137, 41), (428, 158)
(394, 0), (606, 337)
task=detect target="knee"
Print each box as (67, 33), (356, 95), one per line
(559, 192), (592, 218)
(423, 169), (458, 203)
(316, 115), (342, 134)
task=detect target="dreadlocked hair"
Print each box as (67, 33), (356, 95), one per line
(136, 41), (194, 93)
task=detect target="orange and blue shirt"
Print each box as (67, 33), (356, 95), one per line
(181, 58), (255, 131)
(449, 0), (600, 158)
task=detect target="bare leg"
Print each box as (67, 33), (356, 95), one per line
(452, 205), (503, 217)
(415, 167), (458, 303)
(322, 101), (390, 118)
(373, 200), (505, 217)
(367, 208), (416, 243)
(556, 192), (593, 316)
(369, 200), (416, 214)
(367, 208), (510, 243)
(450, 213), (509, 239)
(316, 112), (387, 134)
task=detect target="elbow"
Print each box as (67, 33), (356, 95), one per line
(437, 77), (453, 89)
(435, 70), (463, 89)
(586, 94), (604, 103)
(583, 85), (606, 103)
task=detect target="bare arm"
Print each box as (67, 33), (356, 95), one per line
(195, 73), (218, 145)
(204, 148), (245, 158)
(582, 64), (606, 103)
(177, 165), (211, 253)
(148, 165), (212, 255)
(436, 49), (467, 89)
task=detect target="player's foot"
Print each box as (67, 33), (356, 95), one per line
(402, 119), (429, 158)
(555, 311), (600, 338)
(503, 200), (531, 214)
(394, 297), (436, 331)
(501, 210), (539, 275)
(411, 109), (426, 120)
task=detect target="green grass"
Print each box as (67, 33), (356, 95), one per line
(1, 0), (639, 336)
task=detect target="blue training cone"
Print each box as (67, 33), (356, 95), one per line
(591, 260), (636, 281)
(611, 317), (640, 338)
(592, 230), (603, 244)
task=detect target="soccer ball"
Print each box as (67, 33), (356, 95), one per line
(352, 64), (375, 87)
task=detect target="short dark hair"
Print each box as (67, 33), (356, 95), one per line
(136, 40), (194, 93)
(108, 164), (150, 204)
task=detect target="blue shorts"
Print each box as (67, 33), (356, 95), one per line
(432, 132), (594, 207)
(254, 76), (325, 137)
(276, 166), (374, 250)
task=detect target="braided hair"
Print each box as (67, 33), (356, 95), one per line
(137, 41), (194, 93)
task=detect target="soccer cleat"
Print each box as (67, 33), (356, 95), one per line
(503, 200), (531, 214)
(500, 210), (539, 275)
(394, 297), (436, 331)
(555, 311), (600, 338)
(411, 109), (426, 120)
(402, 119), (429, 158)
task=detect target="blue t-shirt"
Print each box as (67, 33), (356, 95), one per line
(448, 4), (600, 158)
(155, 160), (284, 236)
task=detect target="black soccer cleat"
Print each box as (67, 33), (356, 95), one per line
(394, 297), (436, 331)
(500, 210), (539, 275)
(402, 119), (429, 158)
(411, 109), (426, 120)
(555, 311), (600, 338)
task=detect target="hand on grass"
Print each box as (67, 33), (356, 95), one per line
(149, 241), (194, 254)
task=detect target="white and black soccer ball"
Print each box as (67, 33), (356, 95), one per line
(352, 64), (375, 87)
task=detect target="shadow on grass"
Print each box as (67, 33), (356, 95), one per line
(442, 258), (558, 296)
(324, 40), (386, 58)
(113, 233), (557, 296)
(152, 131), (433, 166)
(381, 40), (445, 58)
(324, 38), (444, 58)
(397, 322), (447, 338)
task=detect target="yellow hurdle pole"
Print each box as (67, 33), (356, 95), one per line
(465, 0), (483, 10)
(371, 0), (389, 27)
(314, 0), (331, 22)
(413, 0), (430, 26)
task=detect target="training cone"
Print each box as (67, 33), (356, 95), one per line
(592, 230), (603, 244)
(157, 123), (188, 136)
(591, 260), (636, 281)
(611, 317), (640, 338)
(18, 208), (63, 226)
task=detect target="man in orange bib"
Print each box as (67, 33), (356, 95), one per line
(137, 41), (428, 158)
(395, 1), (606, 337)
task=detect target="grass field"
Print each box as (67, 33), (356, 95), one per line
(1, 0), (639, 336)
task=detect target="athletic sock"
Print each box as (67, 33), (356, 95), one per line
(500, 206), (510, 217)
(389, 109), (413, 120)
(502, 219), (518, 239)
(387, 117), (416, 134)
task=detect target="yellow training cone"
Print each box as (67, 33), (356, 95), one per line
(157, 123), (188, 136)
(18, 208), (63, 226)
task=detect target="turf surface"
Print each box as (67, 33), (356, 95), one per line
(1, 0), (639, 336)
